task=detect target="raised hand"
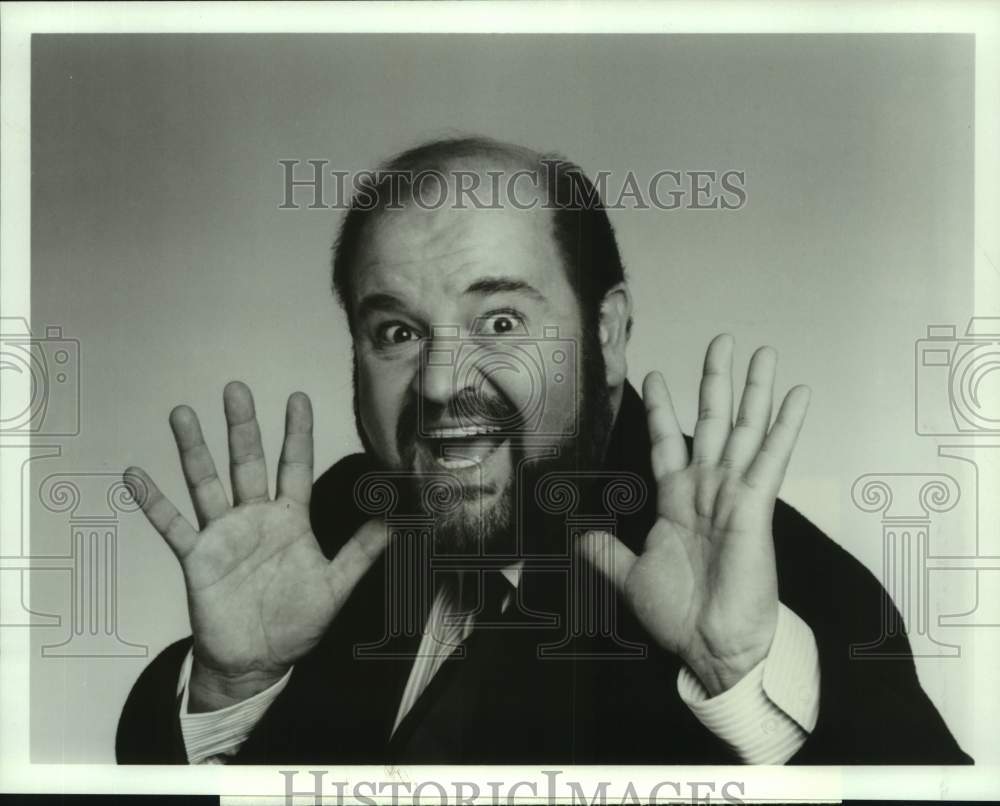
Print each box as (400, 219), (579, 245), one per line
(124, 383), (387, 711)
(580, 335), (811, 695)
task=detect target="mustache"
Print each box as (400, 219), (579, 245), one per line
(397, 387), (520, 448)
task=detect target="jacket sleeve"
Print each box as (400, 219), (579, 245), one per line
(772, 501), (972, 764)
(116, 637), (192, 764)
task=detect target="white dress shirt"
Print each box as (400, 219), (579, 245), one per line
(177, 567), (820, 765)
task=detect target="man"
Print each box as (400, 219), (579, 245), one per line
(117, 137), (970, 764)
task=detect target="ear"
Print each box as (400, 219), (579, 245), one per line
(598, 282), (632, 389)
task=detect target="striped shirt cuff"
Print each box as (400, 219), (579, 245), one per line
(176, 648), (293, 765)
(676, 603), (820, 764)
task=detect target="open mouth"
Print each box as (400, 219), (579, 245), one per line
(422, 424), (510, 470)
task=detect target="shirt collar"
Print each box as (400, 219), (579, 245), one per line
(500, 560), (525, 590)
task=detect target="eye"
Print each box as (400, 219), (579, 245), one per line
(375, 322), (421, 346)
(473, 311), (527, 337)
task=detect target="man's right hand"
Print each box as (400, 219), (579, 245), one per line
(124, 382), (387, 713)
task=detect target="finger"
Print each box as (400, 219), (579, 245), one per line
(642, 371), (688, 479)
(326, 519), (393, 606)
(123, 466), (198, 558)
(744, 385), (811, 494)
(721, 346), (776, 472)
(224, 381), (269, 505)
(169, 405), (230, 526)
(277, 392), (314, 506)
(692, 334), (734, 465)
(575, 530), (638, 595)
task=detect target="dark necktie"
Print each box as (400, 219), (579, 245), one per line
(387, 570), (512, 761)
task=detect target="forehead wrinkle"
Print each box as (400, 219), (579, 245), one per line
(357, 248), (489, 310)
(354, 190), (566, 310)
(359, 243), (479, 274)
(360, 207), (482, 269)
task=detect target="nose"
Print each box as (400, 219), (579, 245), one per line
(418, 356), (457, 405)
(414, 326), (464, 406)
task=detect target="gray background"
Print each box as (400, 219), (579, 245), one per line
(29, 34), (975, 762)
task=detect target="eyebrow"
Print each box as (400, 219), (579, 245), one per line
(463, 277), (547, 302)
(357, 276), (548, 320)
(356, 291), (407, 321)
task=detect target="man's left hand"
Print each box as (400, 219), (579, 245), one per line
(579, 334), (811, 696)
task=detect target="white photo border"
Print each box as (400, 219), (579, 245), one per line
(2, 1), (998, 801)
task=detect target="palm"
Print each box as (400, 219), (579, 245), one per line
(582, 336), (810, 693)
(125, 383), (387, 684)
(183, 500), (337, 675)
(627, 471), (778, 668)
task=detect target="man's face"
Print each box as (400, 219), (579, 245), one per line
(350, 192), (608, 552)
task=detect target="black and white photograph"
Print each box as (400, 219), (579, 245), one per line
(1, 2), (999, 804)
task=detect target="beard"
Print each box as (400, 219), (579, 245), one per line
(353, 324), (615, 558)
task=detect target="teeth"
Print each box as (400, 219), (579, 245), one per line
(426, 425), (504, 438)
(436, 456), (480, 469)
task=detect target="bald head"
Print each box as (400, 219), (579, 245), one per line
(331, 136), (628, 334)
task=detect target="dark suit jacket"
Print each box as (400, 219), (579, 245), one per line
(117, 383), (971, 764)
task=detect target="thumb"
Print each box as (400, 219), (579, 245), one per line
(575, 530), (638, 594)
(325, 518), (392, 606)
